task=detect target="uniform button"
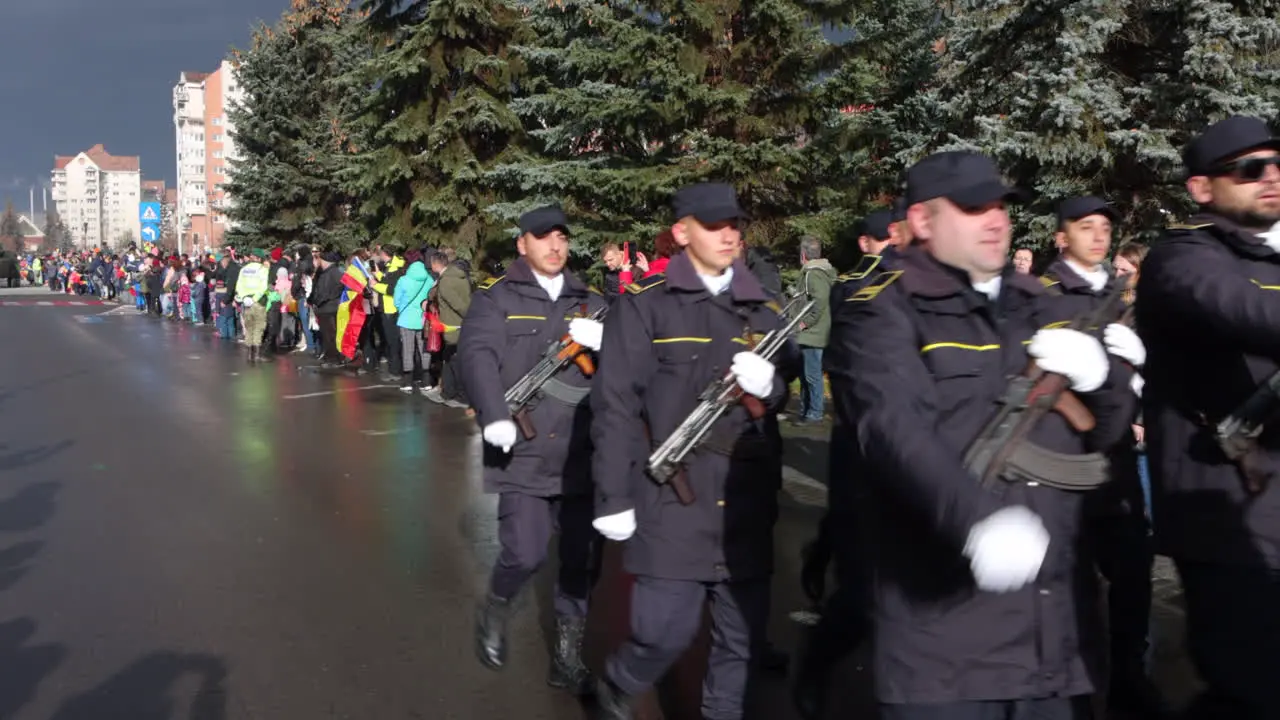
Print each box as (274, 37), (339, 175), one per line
(1027, 481), (1040, 488)
(548, 432), (556, 439)
(692, 354), (699, 360)
(716, 500), (725, 507)
(1039, 589), (1050, 596)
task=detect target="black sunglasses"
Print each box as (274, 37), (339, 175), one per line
(1212, 156), (1280, 182)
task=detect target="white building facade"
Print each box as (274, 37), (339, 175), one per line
(172, 60), (245, 252)
(51, 145), (142, 249)
(173, 70), (209, 252)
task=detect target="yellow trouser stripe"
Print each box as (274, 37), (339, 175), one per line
(653, 337), (712, 344)
(506, 315), (545, 321)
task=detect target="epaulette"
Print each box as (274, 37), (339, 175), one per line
(478, 275), (505, 290)
(1167, 222), (1212, 231)
(626, 274), (667, 294)
(846, 270), (902, 302)
(838, 254), (881, 283)
(588, 286), (603, 295)
(765, 300), (782, 314)
(1039, 276), (1059, 289)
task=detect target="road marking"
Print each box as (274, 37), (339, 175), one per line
(282, 384), (397, 400)
(36, 301), (52, 306)
(361, 428), (411, 436)
(187, 355), (202, 360)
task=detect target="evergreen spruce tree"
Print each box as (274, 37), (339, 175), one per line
(493, 0), (866, 258)
(225, 0), (368, 252)
(0, 201), (21, 251)
(902, 0), (1280, 246)
(349, 0), (528, 255)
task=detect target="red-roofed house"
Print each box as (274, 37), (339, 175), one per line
(50, 144), (142, 249)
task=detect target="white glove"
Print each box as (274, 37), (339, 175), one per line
(1028, 328), (1108, 393)
(241, 297), (255, 308)
(963, 506), (1050, 593)
(593, 509), (636, 541)
(482, 419), (518, 453)
(1103, 323), (1145, 368)
(731, 351), (776, 399)
(568, 318), (603, 352)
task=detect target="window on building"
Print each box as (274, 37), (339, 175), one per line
(195, 166), (204, 174)
(213, 151), (223, 159)
(213, 117), (222, 126)
(213, 134), (223, 142)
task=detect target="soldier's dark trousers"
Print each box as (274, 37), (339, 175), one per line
(1176, 560), (1280, 719)
(1091, 510), (1153, 674)
(880, 697), (1077, 720)
(489, 493), (594, 617)
(605, 576), (769, 720)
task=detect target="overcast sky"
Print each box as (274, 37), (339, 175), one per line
(0, 0), (283, 211)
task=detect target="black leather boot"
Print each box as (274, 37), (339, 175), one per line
(248, 346), (258, 364)
(594, 676), (634, 720)
(474, 593), (511, 671)
(547, 615), (593, 695)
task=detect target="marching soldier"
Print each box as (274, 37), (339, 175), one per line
(1137, 116), (1280, 719)
(590, 183), (797, 720)
(826, 151), (1137, 719)
(1041, 196), (1165, 717)
(794, 204), (913, 719)
(458, 206), (607, 695)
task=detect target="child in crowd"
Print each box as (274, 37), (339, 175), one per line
(191, 268), (208, 324)
(177, 273), (192, 321)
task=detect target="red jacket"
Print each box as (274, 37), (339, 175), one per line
(618, 256), (671, 290)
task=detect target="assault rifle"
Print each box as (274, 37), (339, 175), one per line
(1215, 371), (1280, 495)
(504, 303), (608, 440)
(963, 276), (1129, 490)
(647, 296), (813, 505)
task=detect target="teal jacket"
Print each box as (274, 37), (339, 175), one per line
(393, 261), (435, 331)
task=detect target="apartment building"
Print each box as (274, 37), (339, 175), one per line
(50, 144), (142, 249)
(173, 60), (245, 252)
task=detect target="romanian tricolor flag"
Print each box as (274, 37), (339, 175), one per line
(336, 257), (372, 360)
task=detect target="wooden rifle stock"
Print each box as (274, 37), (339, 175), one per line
(1022, 364), (1097, 432)
(513, 407), (537, 441)
(670, 468), (697, 505)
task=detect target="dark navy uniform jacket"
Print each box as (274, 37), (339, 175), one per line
(823, 247), (904, 566)
(591, 251), (798, 583)
(458, 257), (608, 498)
(826, 246), (1135, 704)
(1041, 258), (1144, 519)
(1137, 213), (1280, 569)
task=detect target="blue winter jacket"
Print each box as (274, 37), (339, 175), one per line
(393, 261), (434, 331)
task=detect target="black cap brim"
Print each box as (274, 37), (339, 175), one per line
(523, 223), (570, 238)
(691, 205), (748, 225)
(1060, 206), (1119, 224)
(946, 181), (1027, 210)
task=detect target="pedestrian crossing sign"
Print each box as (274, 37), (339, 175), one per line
(139, 202), (161, 223)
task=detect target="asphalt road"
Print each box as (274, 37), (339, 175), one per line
(0, 294), (1199, 719)
(0, 300), (839, 720)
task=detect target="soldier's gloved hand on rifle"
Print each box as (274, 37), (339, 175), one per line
(482, 419), (518, 453)
(1103, 323), (1145, 368)
(963, 506), (1049, 593)
(1027, 328), (1108, 392)
(568, 317), (603, 352)
(593, 510), (636, 542)
(731, 351), (775, 398)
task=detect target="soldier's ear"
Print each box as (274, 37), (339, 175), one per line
(906, 202), (930, 241)
(516, 233), (529, 258)
(1186, 176), (1213, 205)
(671, 220), (692, 248)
